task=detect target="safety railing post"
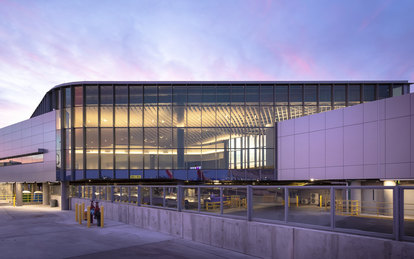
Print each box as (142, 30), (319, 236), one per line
(137, 185), (141, 206)
(393, 186), (402, 241)
(247, 186), (252, 221)
(330, 187), (335, 230)
(149, 186), (153, 206)
(87, 206), (91, 228)
(177, 185), (182, 212)
(284, 187), (288, 223)
(197, 187), (201, 212)
(110, 186), (114, 202)
(163, 187), (166, 207)
(101, 206), (104, 228)
(75, 203), (78, 222)
(220, 187), (224, 215)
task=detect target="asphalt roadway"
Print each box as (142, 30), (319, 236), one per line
(0, 205), (256, 259)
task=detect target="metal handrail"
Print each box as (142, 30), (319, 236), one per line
(70, 184), (414, 242)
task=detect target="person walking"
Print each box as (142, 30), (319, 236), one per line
(90, 200), (95, 224)
(94, 201), (101, 227)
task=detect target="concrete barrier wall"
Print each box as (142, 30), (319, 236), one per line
(71, 198), (414, 259)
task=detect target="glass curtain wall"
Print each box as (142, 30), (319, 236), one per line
(60, 82), (401, 181)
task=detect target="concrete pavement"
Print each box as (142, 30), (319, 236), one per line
(0, 205), (256, 259)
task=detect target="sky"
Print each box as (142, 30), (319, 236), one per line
(0, 0), (413, 128)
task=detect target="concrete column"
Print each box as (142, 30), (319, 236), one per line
(42, 183), (50, 206)
(15, 183), (23, 206)
(60, 181), (69, 210)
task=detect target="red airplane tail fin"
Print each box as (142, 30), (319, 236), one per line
(166, 169), (173, 179)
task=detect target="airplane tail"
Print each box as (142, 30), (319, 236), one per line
(166, 169), (173, 179)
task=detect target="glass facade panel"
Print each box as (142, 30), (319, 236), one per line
(144, 128), (158, 148)
(101, 128), (113, 148)
(85, 107), (98, 127)
(290, 85), (302, 105)
(304, 85), (317, 105)
(202, 85), (215, 104)
(144, 85), (157, 104)
(333, 85), (346, 106)
(173, 85), (187, 104)
(245, 85), (259, 103)
(75, 128), (83, 149)
(158, 106), (172, 127)
(74, 107), (83, 128)
(159, 128), (172, 148)
(115, 85), (128, 105)
(115, 106), (128, 127)
(100, 106), (113, 127)
(100, 149), (113, 169)
(64, 87), (71, 108)
(85, 85), (98, 105)
(363, 84), (376, 102)
(144, 106), (157, 127)
(159, 85), (172, 104)
(319, 85), (331, 106)
(187, 106), (201, 127)
(202, 106), (216, 127)
(64, 108), (71, 128)
(74, 86), (83, 106)
(130, 152), (143, 169)
(129, 85), (143, 104)
(231, 85), (244, 105)
(100, 85), (113, 105)
(216, 106), (230, 127)
(216, 85), (230, 104)
(86, 128), (98, 148)
(115, 151), (128, 169)
(260, 85), (273, 104)
(129, 106), (143, 127)
(290, 106), (303, 119)
(348, 84), (361, 106)
(187, 85), (202, 104)
(130, 128), (143, 148)
(378, 84), (391, 99)
(86, 150), (99, 169)
(55, 82), (401, 181)
(74, 150), (83, 170)
(393, 84), (403, 97)
(275, 85), (288, 105)
(115, 128), (128, 148)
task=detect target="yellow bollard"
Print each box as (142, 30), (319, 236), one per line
(101, 206), (104, 228)
(87, 206), (90, 228)
(296, 195), (299, 207)
(75, 204), (78, 222)
(288, 197), (290, 207)
(82, 203), (85, 221)
(320, 196), (322, 208)
(13, 195), (15, 207)
(78, 205), (82, 225)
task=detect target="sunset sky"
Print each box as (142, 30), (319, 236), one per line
(0, 0), (413, 128)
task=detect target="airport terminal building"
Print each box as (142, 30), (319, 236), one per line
(0, 81), (413, 209)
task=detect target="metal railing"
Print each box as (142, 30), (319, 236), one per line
(69, 185), (414, 242)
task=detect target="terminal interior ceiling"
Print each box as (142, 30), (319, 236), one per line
(28, 81), (410, 182)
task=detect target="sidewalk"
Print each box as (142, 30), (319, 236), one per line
(0, 205), (256, 259)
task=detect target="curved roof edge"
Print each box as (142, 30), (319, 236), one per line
(51, 80), (410, 90)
